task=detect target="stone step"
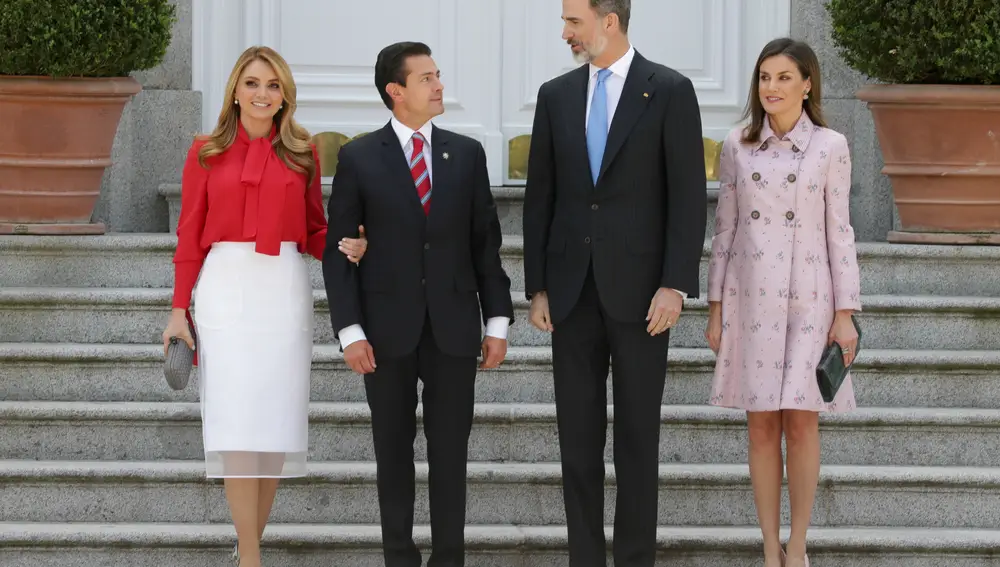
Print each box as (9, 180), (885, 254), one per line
(4, 233), (1000, 297)
(4, 343), (1000, 408)
(2, 460), (997, 529)
(3, 401), (1000, 466)
(3, 287), (999, 350)
(3, 522), (1000, 567)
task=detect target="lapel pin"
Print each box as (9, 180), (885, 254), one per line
(643, 92), (649, 98)
(442, 152), (449, 160)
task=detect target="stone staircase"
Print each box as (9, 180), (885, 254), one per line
(3, 185), (1000, 566)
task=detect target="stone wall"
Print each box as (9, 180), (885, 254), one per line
(792, 0), (894, 242)
(92, 0), (201, 233)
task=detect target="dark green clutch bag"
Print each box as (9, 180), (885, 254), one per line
(816, 315), (861, 403)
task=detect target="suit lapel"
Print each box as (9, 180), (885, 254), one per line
(428, 125), (451, 225)
(378, 122), (425, 216)
(563, 65), (593, 188)
(597, 53), (655, 184)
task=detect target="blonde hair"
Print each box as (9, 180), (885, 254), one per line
(198, 46), (316, 183)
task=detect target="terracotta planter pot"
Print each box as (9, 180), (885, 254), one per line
(0, 76), (141, 235)
(858, 84), (1000, 244)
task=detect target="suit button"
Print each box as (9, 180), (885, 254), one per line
(751, 210), (760, 220)
(584, 237), (591, 244)
(591, 204), (599, 210)
(424, 243), (430, 250)
(760, 142), (768, 151)
(787, 173), (797, 182)
(752, 172), (761, 181)
(786, 211), (795, 220)
(792, 145), (800, 153)
(421, 278), (426, 285)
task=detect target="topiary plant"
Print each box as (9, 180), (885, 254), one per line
(0, 0), (176, 77)
(826, 0), (1000, 85)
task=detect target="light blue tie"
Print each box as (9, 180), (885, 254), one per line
(587, 68), (612, 185)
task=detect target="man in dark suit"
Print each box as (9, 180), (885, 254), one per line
(322, 41), (514, 567)
(522, 1), (707, 565)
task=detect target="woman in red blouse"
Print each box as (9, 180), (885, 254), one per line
(160, 46), (365, 567)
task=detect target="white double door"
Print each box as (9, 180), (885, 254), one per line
(193, 0), (790, 186)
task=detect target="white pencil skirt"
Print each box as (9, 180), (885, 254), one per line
(192, 241), (312, 478)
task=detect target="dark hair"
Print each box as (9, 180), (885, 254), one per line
(591, 0), (630, 33)
(740, 38), (826, 145)
(374, 41), (432, 110)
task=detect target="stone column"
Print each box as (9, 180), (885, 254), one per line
(93, 0), (203, 233)
(792, 0), (895, 242)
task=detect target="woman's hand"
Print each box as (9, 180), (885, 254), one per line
(162, 308), (194, 356)
(705, 302), (723, 354)
(339, 225), (367, 264)
(828, 310), (859, 366)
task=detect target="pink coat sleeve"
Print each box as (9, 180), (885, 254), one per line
(825, 134), (862, 312)
(707, 132), (739, 302)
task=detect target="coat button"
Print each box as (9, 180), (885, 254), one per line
(752, 172), (761, 181)
(792, 145), (800, 153)
(786, 211), (795, 220)
(787, 173), (797, 182)
(424, 243), (430, 250)
(760, 142), (768, 151)
(591, 203), (599, 210)
(584, 236), (591, 244)
(751, 210), (760, 220)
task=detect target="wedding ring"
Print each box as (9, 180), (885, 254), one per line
(843, 347), (852, 353)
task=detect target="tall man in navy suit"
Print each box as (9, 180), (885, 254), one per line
(522, 1), (708, 565)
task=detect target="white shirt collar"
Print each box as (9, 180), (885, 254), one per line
(390, 115), (433, 149)
(589, 44), (635, 80)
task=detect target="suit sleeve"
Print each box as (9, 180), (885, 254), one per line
(522, 82), (556, 299)
(322, 145), (365, 336)
(171, 139), (210, 309)
(660, 76), (708, 298)
(707, 133), (738, 302)
(471, 141), (515, 324)
(304, 144), (329, 260)
(825, 134), (862, 312)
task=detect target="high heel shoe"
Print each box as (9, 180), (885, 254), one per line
(231, 543), (240, 565)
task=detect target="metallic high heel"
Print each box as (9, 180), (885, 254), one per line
(231, 543), (240, 565)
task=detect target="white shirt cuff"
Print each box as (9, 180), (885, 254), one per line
(484, 316), (510, 340)
(671, 288), (688, 299)
(338, 324), (366, 349)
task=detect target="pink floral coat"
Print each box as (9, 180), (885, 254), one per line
(707, 112), (862, 412)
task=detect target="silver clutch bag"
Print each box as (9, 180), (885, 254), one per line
(164, 314), (197, 390)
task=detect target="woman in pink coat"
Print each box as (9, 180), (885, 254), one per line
(705, 38), (861, 567)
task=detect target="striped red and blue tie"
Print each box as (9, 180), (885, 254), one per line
(410, 132), (432, 215)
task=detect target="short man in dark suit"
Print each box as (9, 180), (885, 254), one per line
(522, 0), (708, 565)
(322, 41), (514, 567)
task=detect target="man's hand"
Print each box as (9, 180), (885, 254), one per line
(343, 340), (376, 374)
(529, 292), (553, 332)
(480, 336), (507, 369)
(646, 287), (683, 336)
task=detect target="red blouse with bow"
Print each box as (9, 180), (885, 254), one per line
(171, 123), (328, 309)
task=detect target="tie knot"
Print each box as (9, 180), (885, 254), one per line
(412, 132), (426, 145)
(596, 68), (612, 83)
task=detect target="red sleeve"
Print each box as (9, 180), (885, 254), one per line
(172, 139), (211, 309)
(304, 144), (328, 260)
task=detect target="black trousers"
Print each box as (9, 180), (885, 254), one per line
(363, 315), (478, 567)
(552, 265), (670, 567)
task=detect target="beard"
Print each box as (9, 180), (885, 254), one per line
(569, 34), (608, 64)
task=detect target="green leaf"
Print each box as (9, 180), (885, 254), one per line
(825, 0), (1000, 84)
(0, 0), (177, 77)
